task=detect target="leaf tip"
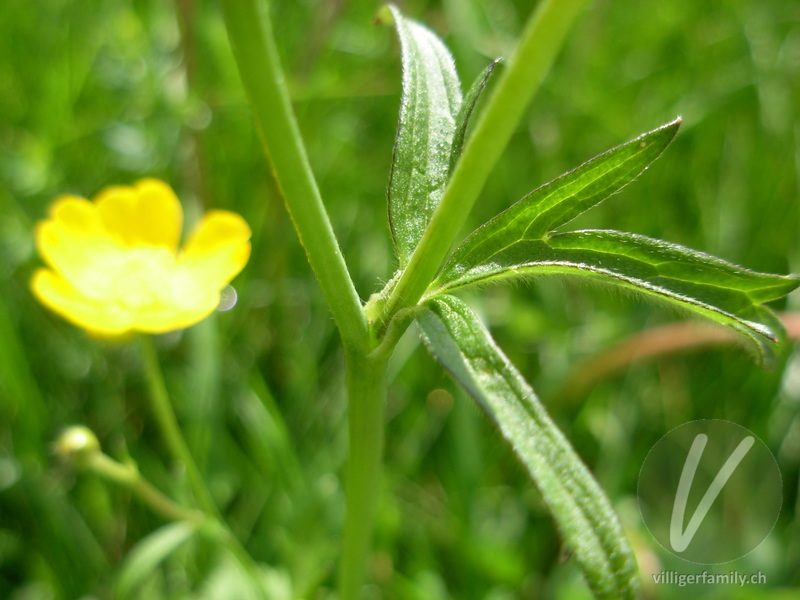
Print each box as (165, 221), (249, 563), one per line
(785, 273), (800, 288)
(374, 4), (396, 26)
(634, 117), (681, 152)
(663, 116), (682, 136)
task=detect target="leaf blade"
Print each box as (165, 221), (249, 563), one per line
(433, 229), (799, 366)
(418, 295), (639, 600)
(437, 119), (681, 283)
(449, 59), (501, 173)
(116, 521), (198, 599)
(388, 5), (463, 264)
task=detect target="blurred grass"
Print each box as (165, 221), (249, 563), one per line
(0, 0), (798, 598)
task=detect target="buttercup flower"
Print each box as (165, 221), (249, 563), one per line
(31, 179), (251, 335)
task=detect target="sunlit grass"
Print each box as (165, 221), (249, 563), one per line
(1, 0), (798, 598)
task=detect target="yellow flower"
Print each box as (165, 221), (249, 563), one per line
(31, 179), (251, 335)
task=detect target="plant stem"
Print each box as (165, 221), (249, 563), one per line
(219, 0), (371, 354)
(369, 306), (420, 362)
(220, 3), (398, 596)
(139, 336), (270, 595)
(90, 452), (268, 595)
(338, 351), (389, 600)
(378, 0), (591, 326)
(218, 1), (584, 596)
(87, 451), (204, 523)
(139, 335), (219, 518)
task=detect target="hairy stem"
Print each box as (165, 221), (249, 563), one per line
(219, 0), (370, 354)
(220, 4), (395, 595)
(216, 1), (591, 596)
(378, 0), (591, 326)
(338, 352), (389, 600)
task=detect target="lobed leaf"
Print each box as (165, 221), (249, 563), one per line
(387, 5), (463, 265)
(431, 119), (798, 365)
(418, 295), (639, 600)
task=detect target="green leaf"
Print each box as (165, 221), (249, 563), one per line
(433, 228), (799, 367)
(431, 118), (798, 365)
(117, 521), (198, 599)
(387, 5), (463, 265)
(435, 119), (681, 283)
(449, 59), (501, 173)
(418, 295), (638, 600)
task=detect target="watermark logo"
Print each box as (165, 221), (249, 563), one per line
(652, 570), (766, 587)
(638, 420), (781, 564)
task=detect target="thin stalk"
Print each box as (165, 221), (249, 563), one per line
(338, 351), (389, 600)
(139, 335), (219, 517)
(378, 0), (591, 326)
(91, 452), (268, 596)
(139, 336), (269, 595)
(87, 451), (204, 524)
(219, 0), (371, 354)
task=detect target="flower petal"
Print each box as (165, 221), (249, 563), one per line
(109, 250), (222, 333)
(31, 268), (133, 335)
(32, 181), (251, 335)
(46, 195), (105, 234)
(132, 288), (222, 334)
(95, 179), (183, 249)
(180, 210), (251, 289)
(36, 198), (120, 299)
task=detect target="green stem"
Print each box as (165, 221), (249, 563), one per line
(88, 451), (204, 524)
(139, 336), (270, 595)
(219, 0), (371, 354)
(338, 351), (389, 600)
(378, 0), (591, 326)
(369, 306), (420, 362)
(90, 453), (267, 595)
(218, 2), (590, 597)
(139, 335), (219, 518)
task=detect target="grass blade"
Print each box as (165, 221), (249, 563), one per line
(117, 521), (198, 599)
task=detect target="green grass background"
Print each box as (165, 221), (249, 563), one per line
(1, 0), (799, 598)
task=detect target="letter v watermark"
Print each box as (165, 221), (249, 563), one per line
(670, 433), (755, 552)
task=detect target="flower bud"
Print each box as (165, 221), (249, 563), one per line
(53, 425), (100, 467)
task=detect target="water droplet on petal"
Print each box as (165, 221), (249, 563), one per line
(217, 285), (238, 311)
